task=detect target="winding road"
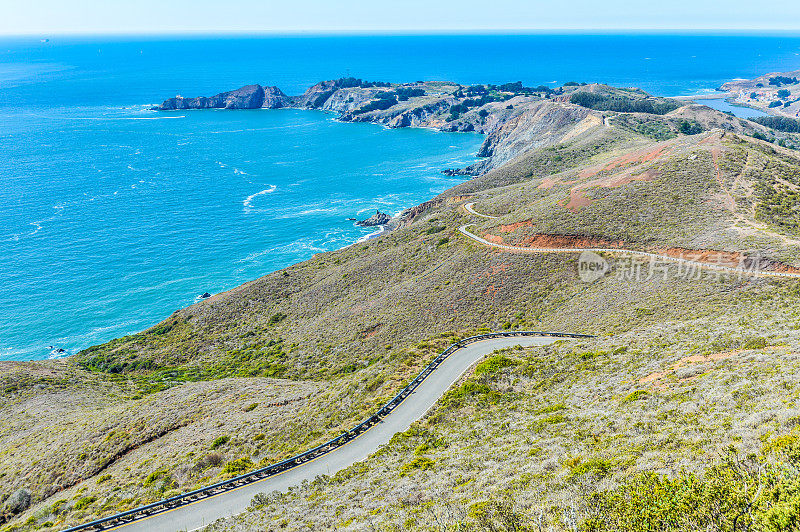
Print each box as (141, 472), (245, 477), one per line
(98, 336), (561, 532)
(460, 203), (800, 279)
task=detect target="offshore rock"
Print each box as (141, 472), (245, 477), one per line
(356, 211), (390, 227)
(157, 85), (291, 110)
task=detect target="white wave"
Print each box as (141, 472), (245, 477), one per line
(233, 168), (248, 175)
(48, 348), (70, 359)
(356, 225), (386, 243)
(243, 185), (277, 209)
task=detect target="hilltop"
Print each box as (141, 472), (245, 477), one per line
(3, 79), (800, 531)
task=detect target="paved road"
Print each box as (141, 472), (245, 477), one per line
(463, 201), (498, 219)
(114, 336), (559, 532)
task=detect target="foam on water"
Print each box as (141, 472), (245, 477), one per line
(242, 186), (277, 209)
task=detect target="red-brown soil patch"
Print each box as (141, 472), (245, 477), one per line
(500, 221), (534, 232)
(564, 189), (593, 211)
(659, 247), (800, 274)
(484, 234), (504, 244)
(771, 263), (800, 274)
(659, 247), (743, 267)
(520, 234), (624, 248)
(579, 144), (671, 179)
(538, 177), (556, 189)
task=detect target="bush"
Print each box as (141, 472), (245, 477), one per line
(210, 435), (230, 449)
(622, 390), (649, 402)
(353, 94), (398, 114)
(770, 76), (798, 86)
(196, 452), (224, 470)
(2, 489), (31, 515)
(742, 336), (769, 349)
(567, 457), (613, 479)
(222, 457), (254, 475)
(753, 116), (800, 132)
(73, 495), (97, 511)
(678, 120), (703, 135)
(570, 92), (681, 115)
(268, 312), (287, 325)
(474, 354), (517, 375)
(778, 89), (791, 99)
(395, 87), (425, 100)
(582, 437), (800, 532)
(769, 101), (783, 108)
(399, 456), (434, 476)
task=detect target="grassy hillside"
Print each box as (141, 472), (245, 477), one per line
(4, 91), (800, 531)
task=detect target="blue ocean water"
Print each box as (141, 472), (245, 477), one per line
(2, 33), (800, 361)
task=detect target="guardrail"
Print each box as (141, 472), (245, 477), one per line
(61, 330), (592, 531)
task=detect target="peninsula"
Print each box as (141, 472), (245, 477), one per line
(4, 74), (800, 532)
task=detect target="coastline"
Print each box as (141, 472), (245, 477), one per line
(12, 69), (799, 362)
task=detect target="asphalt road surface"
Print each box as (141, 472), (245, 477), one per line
(114, 335), (560, 532)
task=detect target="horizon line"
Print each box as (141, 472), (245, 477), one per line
(3, 28), (800, 38)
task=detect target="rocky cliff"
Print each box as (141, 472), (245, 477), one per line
(157, 85), (291, 110)
(155, 79), (642, 175)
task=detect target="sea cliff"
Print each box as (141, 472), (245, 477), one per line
(155, 78), (610, 175)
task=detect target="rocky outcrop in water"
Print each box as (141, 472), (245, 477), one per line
(356, 211), (390, 227)
(157, 85), (291, 110)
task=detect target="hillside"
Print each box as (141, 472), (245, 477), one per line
(4, 82), (800, 531)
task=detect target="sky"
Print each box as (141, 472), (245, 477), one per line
(1, 0), (799, 35)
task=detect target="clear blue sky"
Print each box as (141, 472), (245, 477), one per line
(2, 0), (799, 35)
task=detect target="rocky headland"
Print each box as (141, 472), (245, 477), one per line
(156, 76), (800, 177)
(155, 78), (631, 175)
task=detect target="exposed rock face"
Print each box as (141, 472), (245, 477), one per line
(296, 80), (340, 108)
(158, 85), (291, 110)
(262, 86), (292, 109)
(154, 79), (604, 177)
(356, 211), (390, 227)
(158, 84), (264, 110)
(3, 489), (31, 515)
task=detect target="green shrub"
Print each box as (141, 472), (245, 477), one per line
(622, 390), (649, 403)
(570, 92), (681, 115)
(399, 456), (434, 476)
(210, 435), (230, 449)
(243, 403), (259, 412)
(441, 381), (501, 409)
(568, 457), (613, 479)
(73, 496), (97, 511)
(143, 469), (169, 486)
(222, 457), (253, 475)
(268, 312), (286, 325)
(742, 336), (769, 350)
(475, 355), (517, 375)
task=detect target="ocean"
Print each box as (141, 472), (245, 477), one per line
(2, 33), (800, 361)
